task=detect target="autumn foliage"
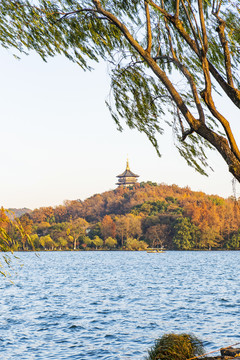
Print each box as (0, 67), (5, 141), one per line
(2, 182), (240, 251)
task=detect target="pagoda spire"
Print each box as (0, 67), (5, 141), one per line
(116, 159), (139, 187)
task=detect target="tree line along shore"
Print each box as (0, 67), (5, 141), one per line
(1, 182), (240, 251)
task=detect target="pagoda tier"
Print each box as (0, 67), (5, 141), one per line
(116, 159), (139, 187)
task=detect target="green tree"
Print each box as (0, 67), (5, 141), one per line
(225, 232), (240, 250)
(93, 235), (104, 249)
(39, 235), (56, 250)
(30, 234), (40, 250)
(48, 222), (69, 246)
(199, 225), (220, 249)
(1, 1), (240, 180)
(173, 217), (195, 250)
(57, 236), (68, 250)
(81, 236), (94, 249)
(87, 222), (102, 239)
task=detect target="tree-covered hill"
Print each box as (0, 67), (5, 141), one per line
(7, 208), (32, 219)
(1, 182), (240, 251)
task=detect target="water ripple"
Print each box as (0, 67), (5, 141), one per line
(0, 251), (239, 359)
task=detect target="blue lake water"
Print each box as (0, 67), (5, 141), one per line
(0, 251), (240, 359)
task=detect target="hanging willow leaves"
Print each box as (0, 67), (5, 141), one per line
(1, 0), (240, 179)
(0, 208), (34, 280)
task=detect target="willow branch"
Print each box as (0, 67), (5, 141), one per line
(216, 0), (223, 16)
(208, 62), (240, 108)
(156, 22), (161, 57)
(182, 128), (194, 141)
(94, 0), (240, 176)
(184, 0), (203, 53)
(212, 0), (216, 13)
(146, 0), (171, 20)
(161, 0), (176, 58)
(56, 8), (96, 21)
(201, 90), (240, 161)
(177, 107), (194, 141)
(214, 15), (234, 87)
(147, 0), (200, 54)
(212, 0), (222, 16)
(13, 2), (95, 19)
(201, 57), (212, 105)
(164, 17), (176, 59)
(155, 55), (205, 123)
(93, 0), (200, 132)
(144, 1), (152, 54)
(175, 0), (180, 18)
(197, 0), (208, 53)
(194, 2), (212, 104)
(148, 0), (240, 108)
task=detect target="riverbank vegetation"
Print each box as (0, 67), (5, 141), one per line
(146, 333), (204, 360)
(1, 182), (240, 251)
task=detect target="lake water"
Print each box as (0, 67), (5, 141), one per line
(0, 251), (240, 359)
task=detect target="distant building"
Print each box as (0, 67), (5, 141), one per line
(116, 159), (139, 187)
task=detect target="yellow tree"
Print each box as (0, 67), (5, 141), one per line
(101, 215), (116, 240)
(105, 237), (118, 249)
(115, 214), (142, 247)
(67, 218), (89, 250)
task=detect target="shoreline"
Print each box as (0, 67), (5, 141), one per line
(1, 249), (240, 252)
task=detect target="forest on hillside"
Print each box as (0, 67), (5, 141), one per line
(1, 182), (240, 251)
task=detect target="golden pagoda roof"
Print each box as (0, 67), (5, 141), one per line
(117, 159), (139, 178)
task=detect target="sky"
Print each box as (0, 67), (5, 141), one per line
(1, 48), (240, 209)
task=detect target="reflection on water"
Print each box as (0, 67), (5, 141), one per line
(0, 251), (239, 359)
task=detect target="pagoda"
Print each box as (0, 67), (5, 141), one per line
(116, 159), (139, 187)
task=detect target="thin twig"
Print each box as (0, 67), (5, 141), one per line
(57, 8), (96, 22)
(161, 0), (176, 59)
(182, 0), (202, 54)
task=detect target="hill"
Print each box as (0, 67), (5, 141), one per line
(1, 182), (240, 251)
(7, 208), (32, 219)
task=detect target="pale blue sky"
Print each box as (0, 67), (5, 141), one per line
(1, 48), (239, 209)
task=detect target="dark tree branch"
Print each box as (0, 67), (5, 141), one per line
(176, 107), (194, 141)
(56, 8), (97, 22)
(182, 128), (195, 141)
(201, 89), (240, 162)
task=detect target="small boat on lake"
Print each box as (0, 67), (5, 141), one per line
(146, 248), (165, 253)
